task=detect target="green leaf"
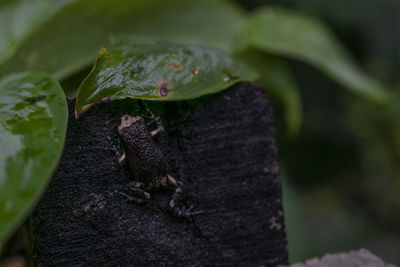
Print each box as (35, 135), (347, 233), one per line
(240, 7), (390, 104)
(0, 72), (67, 244)
(237, 50), (303, 136)
(0, 0), (75, 65)
(0, 0), (245, 80)
(75, 39), (257, 117)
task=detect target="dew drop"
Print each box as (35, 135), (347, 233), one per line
(5, 201), (13, 212)
(192, 69), (199, 76)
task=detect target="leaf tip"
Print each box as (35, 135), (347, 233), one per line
(98, 47), (108, 57)
(74, 108), (80, 120)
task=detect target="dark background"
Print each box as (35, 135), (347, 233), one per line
(237, 0), (400, 264)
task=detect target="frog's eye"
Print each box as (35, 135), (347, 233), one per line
(121, 115), (129, 121)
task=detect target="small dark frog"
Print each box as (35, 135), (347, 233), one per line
(117, 114), (199, 218)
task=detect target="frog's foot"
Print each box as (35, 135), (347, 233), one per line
(166, 175), (184, 206)
(124, 181), (151, 204)
(166, 175), (203, 219)
(145, 109), (164, 137)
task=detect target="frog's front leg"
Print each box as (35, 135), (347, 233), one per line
(118, 151), (126, 165)
(145, 109), (164, 137)
(150, 125), (164, 137)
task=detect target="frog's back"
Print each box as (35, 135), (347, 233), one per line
(119, 115), (167, 179)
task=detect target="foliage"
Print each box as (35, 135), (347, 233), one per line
(240, 7), (389, 104)
(0, 72), (67, 244)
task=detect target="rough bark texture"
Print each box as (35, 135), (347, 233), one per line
(32, 82), (288, 266)
(284, 249), (396, 267)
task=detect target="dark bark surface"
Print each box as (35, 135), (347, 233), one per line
(32, 82), (288, 266)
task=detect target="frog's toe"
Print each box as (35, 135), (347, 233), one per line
(170, 204), (203, 219)
(127, 182), (151, 200)
(114, 190), (148, 205)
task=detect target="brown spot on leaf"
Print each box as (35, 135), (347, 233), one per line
(157, 80), (170, 97)
(192, 69), (199, 76)
(165, 63), (183, 70)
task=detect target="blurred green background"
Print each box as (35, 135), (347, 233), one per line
(237, 0), (400, 264)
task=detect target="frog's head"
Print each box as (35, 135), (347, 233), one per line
(118, 115), (144, 136)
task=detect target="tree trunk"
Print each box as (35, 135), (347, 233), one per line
(32, 82), (288, 266)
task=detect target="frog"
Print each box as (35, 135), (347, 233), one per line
(117, 114), (199, 218)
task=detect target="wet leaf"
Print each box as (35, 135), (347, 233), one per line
(241, 7), (390, 104)
(75, 39), (257, 117)
(0, 72), (67, 244)
(237, 50), (303, 136)
(0, 0), (245, 80)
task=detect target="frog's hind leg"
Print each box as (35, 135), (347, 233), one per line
(166, 175), (183, 209)
(165, 175), (203, 218)
(149, 174), (182, 209)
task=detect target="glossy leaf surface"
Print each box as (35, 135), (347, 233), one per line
(0, 0), (244, 80)
(0, 72), (67, 244)
(75, 39), (257, 117)
(241, 7), (390, 104)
